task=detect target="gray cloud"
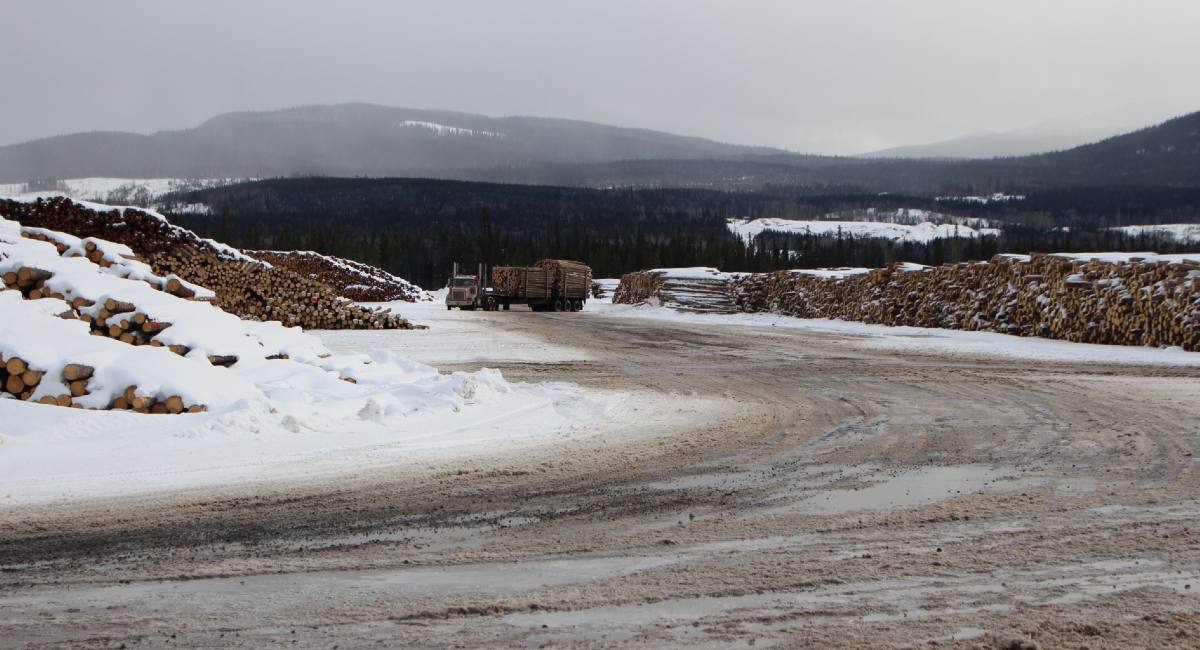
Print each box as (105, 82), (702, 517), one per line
(2, 0), (1198, 153)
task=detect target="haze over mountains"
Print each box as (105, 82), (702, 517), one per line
(859, 126), (1127, 160)
(0, 104), (778, 183)
(857, 108), (1168, 159)
(2, 103), (1199, 193)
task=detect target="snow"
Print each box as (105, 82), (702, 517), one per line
(0, 219), (614, 506)
(727, 217), (1001, 245)
(1108, 224), (1200, 243)
(789, 267), (871, 279)
(934, 193), (1026, 204)
(0, 177), (241, 203)
(0, 365), (599, 506)
(1001, 252), (1200, 265)
(280, 249), (432, 301)
(583, 301), (1200, 367)
(4, 195), (263, 264)
(330, 300), (593, 365)
(0, 291), (259, 409)
(593, 278), (620, 298)
(19, 224), (215, 300)
(399, 120), (505, 138)
(648, 266), (733, 280)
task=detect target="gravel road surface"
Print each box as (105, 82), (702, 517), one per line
(2, 310), (1198, 648)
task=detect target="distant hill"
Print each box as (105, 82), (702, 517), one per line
(0, 103), (781, 182)
(549, 112), (1200, 192)
(3, 104), (1199, 193)
(858, 127), (1123, 159)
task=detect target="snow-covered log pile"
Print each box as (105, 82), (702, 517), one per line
(613, 267), (741, 313)
(245, 249), (431, 303)
(0, 197), (416, 329)
(0, 212), (480, 413)
(615, 254), (1200, 350)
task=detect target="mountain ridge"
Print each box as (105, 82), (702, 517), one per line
(2, 104), (1199, 193)
(0, 103), (782, 182)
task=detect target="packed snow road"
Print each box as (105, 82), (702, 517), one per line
(2, 305), (1200, 648)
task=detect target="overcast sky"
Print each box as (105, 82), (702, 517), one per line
(3, 0), (1198, 154)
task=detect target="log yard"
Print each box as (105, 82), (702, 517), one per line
(4, 3), (1200, 648)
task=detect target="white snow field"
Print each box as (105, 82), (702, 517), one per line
(1003, 251), (1200, 264)
(934, 193), (1026, 204)
(325, 298), (593, 366)
(399, 120), (505, 137)
(727, 215), (1001, 245)
(0, 177), (242, 205)
(1108, 223), (1200, 243)
(0, 214), (621, 507)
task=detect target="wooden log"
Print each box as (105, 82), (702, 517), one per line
(5, 375), (25, 394)
(164, 395), (184, 414)
(62, 364), (94, 381)
(5, 357), (27, 376)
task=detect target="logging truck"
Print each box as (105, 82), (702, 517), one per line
(445, 260), (592, 312)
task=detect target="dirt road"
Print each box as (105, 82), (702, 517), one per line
(3, 311), (1199, 648)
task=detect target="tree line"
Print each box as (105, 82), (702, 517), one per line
(167, 178), (1200, 288)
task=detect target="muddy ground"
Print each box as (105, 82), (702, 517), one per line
(2, 311), (1199, 648)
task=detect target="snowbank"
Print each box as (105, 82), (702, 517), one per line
(0, 212), (538, 414)
(0, 218), (593, 505)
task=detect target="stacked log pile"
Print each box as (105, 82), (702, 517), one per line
(2, 237), (223, 412)
(245, 250), (430, 303)
(534, 259), (592, 298)
(613, 268), (740, 313)
(0, 197), (416, 330)
(615, 256), (1200, 349)
(492, 266), (550, 298)
(0, 350), (203, 413)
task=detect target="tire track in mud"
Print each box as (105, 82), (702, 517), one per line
(2, 311), (1199, 648)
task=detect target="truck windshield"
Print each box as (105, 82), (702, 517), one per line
(451, 278), (476, 287)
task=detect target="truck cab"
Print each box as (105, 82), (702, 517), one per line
(445, 274), (481, 310)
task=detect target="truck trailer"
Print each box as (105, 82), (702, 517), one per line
(445, 260), (591, 312)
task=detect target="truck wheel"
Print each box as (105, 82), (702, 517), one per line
(553, 299), (565, 312)
(573, 300), (582, 311)
(447, 305), (452, 311)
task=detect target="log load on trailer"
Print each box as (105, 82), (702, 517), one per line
(445, 259), (592, 312)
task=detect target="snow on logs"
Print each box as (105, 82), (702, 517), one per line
(614, 255), (1200, 350)
(0, 197), (415, 330)
(0, 213), (343, 412)
(245, 249), (431, 303)
(613, 267), (742, 314)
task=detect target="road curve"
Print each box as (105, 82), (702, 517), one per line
(2, 311), (1199, 648)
